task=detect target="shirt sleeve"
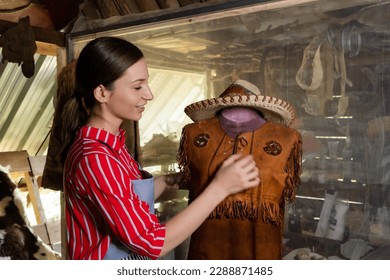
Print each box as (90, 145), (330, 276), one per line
(77, 152), (165, 259)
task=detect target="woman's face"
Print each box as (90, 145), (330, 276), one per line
(104, 58), (153, 122)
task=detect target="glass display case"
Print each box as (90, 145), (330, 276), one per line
(68, 0), (390, 259)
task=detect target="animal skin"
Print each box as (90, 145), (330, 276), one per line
(0, 165), (59, 260)
(0, 16), (37, 78)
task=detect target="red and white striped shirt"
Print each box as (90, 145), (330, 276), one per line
(64, 126), (165, 260)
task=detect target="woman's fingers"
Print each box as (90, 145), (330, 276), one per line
(216, 153), (260, 193)
(220, 153), (242, 167)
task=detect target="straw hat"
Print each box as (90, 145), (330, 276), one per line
(184, 79), (296, 127)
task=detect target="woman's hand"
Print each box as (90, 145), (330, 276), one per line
(210, 153), (260, 198)
(154, 172), (182, 198)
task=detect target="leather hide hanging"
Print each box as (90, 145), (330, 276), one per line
(177, 117), (302, 259)
(0, 16), (37, 78)
(0, 167), (59, 259)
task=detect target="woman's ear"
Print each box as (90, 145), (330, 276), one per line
(93, 84), (108, 104)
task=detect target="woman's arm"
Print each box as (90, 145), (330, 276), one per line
(159, 153), (259, 256)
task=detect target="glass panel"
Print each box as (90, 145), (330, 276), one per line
(140, 67), (206, 171)
(68, 0), (390, 260)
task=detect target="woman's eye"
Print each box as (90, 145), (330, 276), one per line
(134, 86), (142, 90)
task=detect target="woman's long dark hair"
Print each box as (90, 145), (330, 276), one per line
(59, 37), (144, 163)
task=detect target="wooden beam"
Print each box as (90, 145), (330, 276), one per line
(0, 18), (65, 47)
(36, 41), (58, 56)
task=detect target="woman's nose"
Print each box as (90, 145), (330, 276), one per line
(144, 85), (154, 100)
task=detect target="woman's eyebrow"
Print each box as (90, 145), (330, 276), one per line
(130, 78), (147, 83)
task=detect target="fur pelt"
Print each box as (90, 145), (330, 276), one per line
(0, 16), (37, 78)
(0, 165), (59, 260)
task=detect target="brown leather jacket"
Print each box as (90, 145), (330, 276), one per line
(178, 117), (302, 259)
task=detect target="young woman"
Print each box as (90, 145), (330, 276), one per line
(60, 36), (260, 260)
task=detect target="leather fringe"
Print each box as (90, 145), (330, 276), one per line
(177, 127), (191, 186)
(283, 137), (302, 204)
(261, 200), (282, 224)
(210, 200), (259, 220)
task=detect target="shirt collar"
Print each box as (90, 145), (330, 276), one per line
(80, 126), (126, 152)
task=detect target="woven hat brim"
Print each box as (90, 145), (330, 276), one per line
(185, 94), (295, 127)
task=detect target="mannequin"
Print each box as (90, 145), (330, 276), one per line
(178, 79), (302, 259)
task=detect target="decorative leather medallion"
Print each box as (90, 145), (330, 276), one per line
(263, 140), (282, 156)
(194, 133), (210, 148)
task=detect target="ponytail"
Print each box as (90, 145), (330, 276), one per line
(59, 91), (89, 164)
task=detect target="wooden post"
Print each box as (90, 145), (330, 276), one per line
(60, 191), (68, 259)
